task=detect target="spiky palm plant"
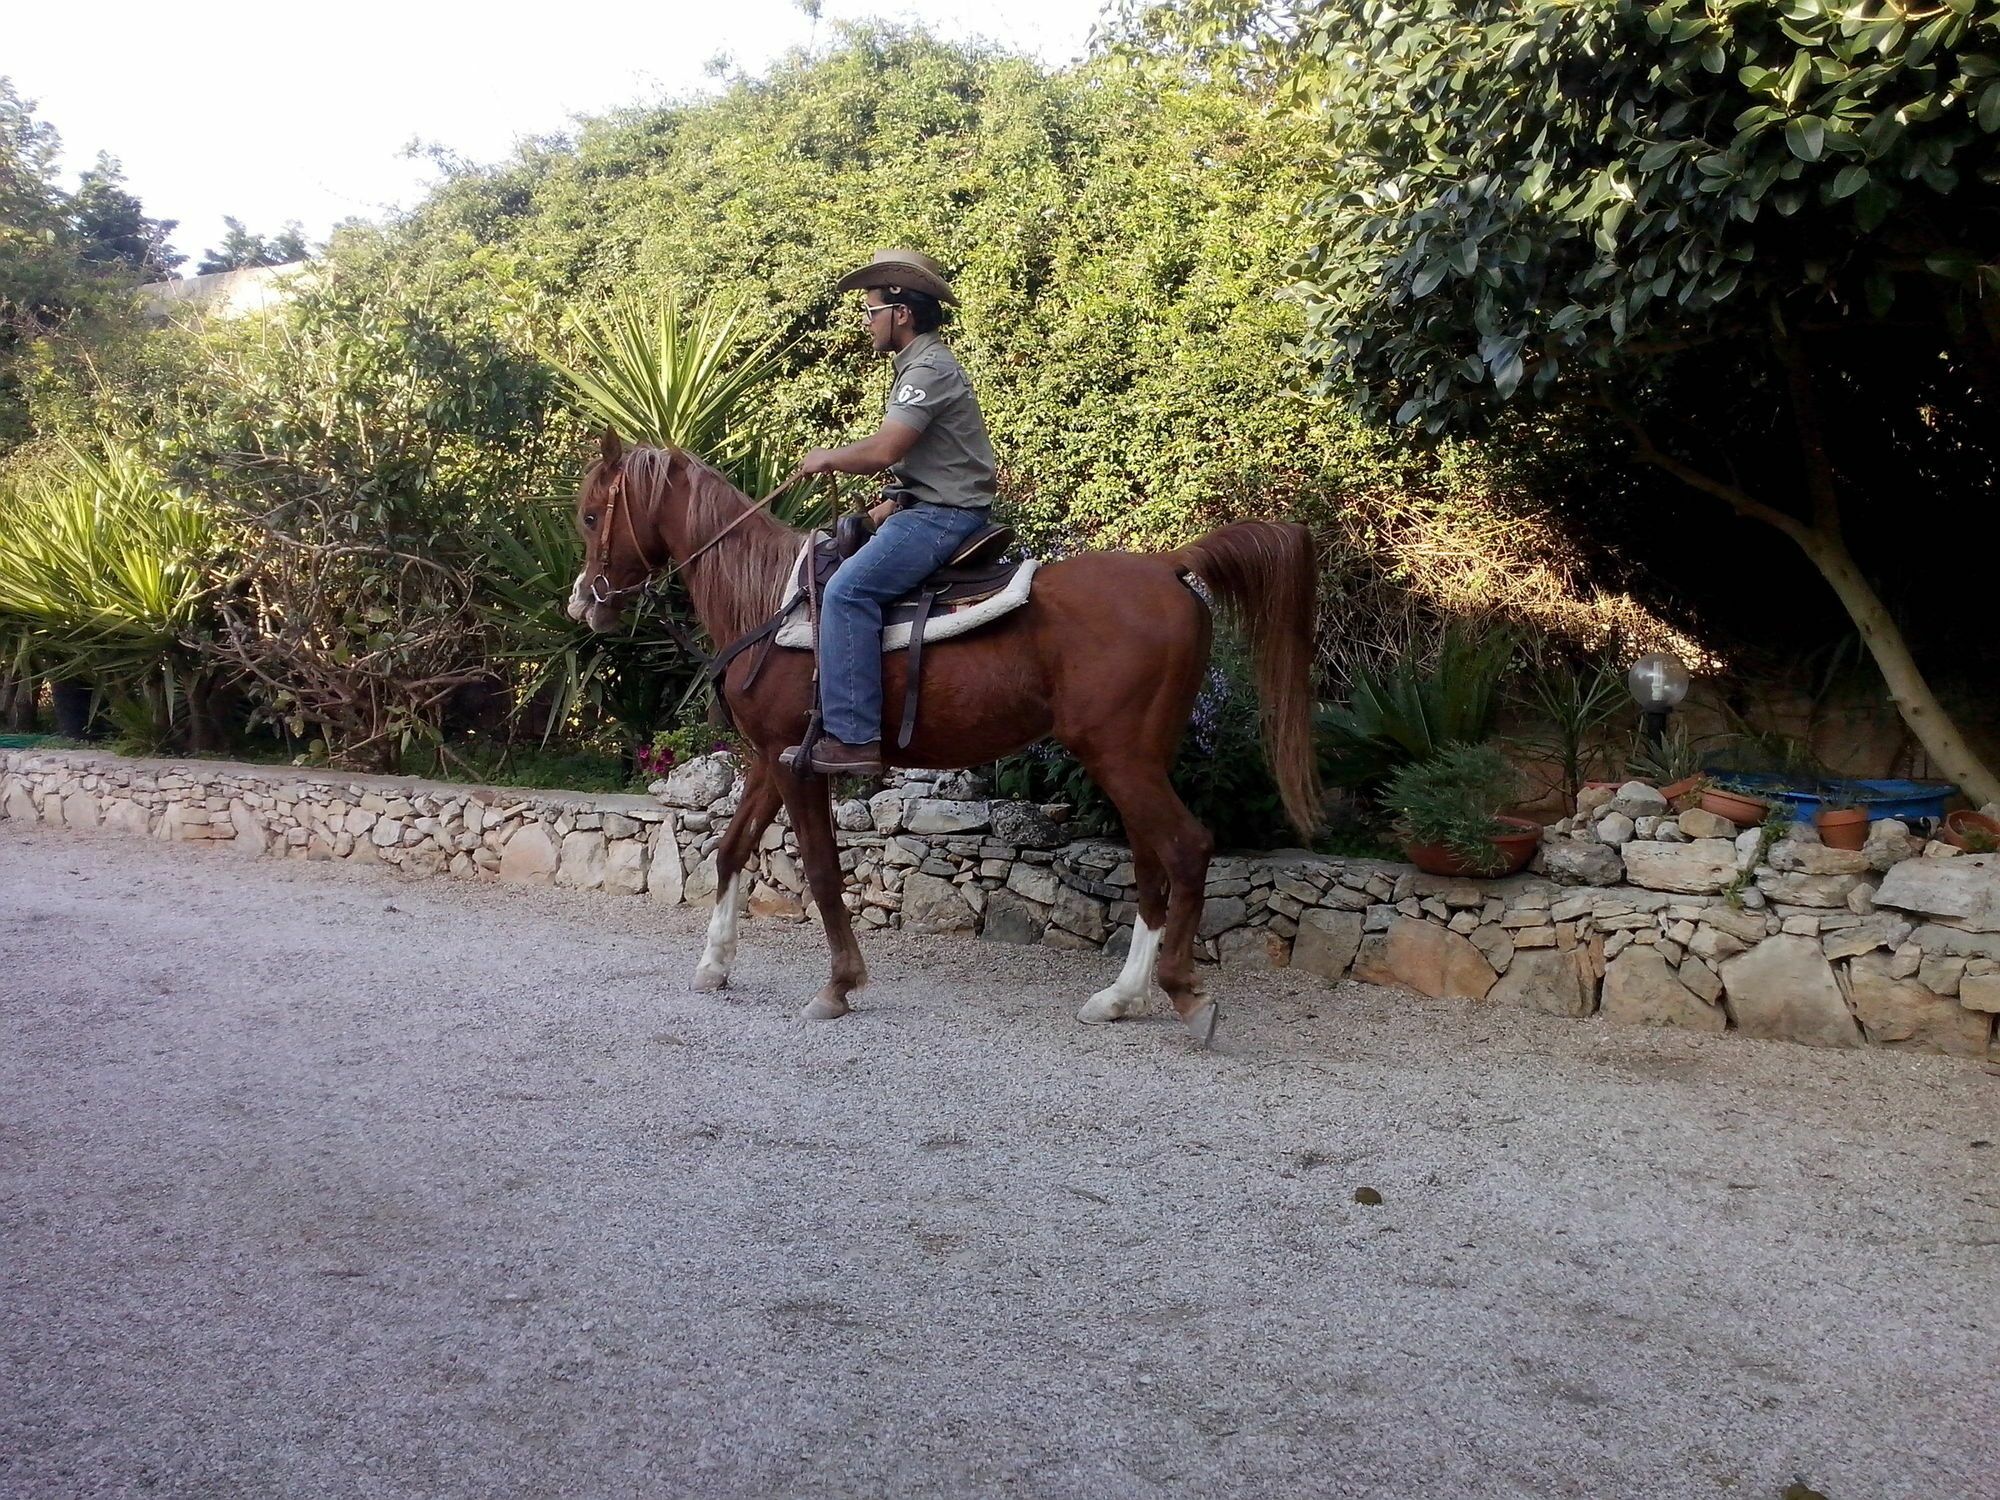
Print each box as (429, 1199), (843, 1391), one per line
(1317, 625), (1515, 797)
(0, 445), (231, 747)
(475, 291), (832, 757)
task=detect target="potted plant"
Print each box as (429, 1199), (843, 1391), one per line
(1814, 805), (1870, 850)
(1383, 742), (1541, 877)
(1939, 810), (2000, 854)
(1699, 780), (1772, 827)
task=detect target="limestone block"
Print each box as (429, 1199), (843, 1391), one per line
(1958, 973), (2000, 1013)
(1719, 935), (1861, 1048)
(1217, 927), (1289, 969)
(1820, 915), (1912, 963)
(1005, 864), (1061, 906)
(1863, 818), (1923, 873)
(1609, 781), (1669, 819)
(1676, 807), (1737, 840)
(1602, 948), (1724, 1032)
(1846, 955), (1991, 1055)
(980, 889), (1048, 945)
(1678, 954), (1723, 1004)
(221, 802), (264, 855)
(989, 800), (1066, 850)
(1754, 871), (1862, 909)
(1382, 917), (1498, 1001)
(902, 798), (989, 835)
(1489, 947), (1597, 1017)
(650, 755), (734, 810)
(1291, 909), (1363, 982)
(61, 791), (100, 830)
(1767, 840), (1871, 877)
(902, 871), (976, 934)
(686, 851), (720, 904)
(1198, 897), (1248, 940)
(1594, 812), (1636, 846)
(1621, 839), (1740, 895)
(1543, 840), (1624, 887)
(1874, 853), (2000, 931)
(1351, 932), (1396, 987)
(1918, 953), (1966, 997)
(104, 799), (151, 837)
(1051, 885), (1109, 944)
(602, 839), (647, 896)
(498, 823), (559, 884)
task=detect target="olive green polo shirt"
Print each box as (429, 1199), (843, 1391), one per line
(882, 332), (998, 511)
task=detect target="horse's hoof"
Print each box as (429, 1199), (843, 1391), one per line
(1182, 1002), (1220, 1049)
(690, 964), (729, 993)
(1077, 987), (1137, 1025)
(800, 994), (851, 1022)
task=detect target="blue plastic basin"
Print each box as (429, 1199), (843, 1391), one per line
(1710, 774), (1956, 823)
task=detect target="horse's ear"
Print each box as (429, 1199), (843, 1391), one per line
(598, 428), (624, 469)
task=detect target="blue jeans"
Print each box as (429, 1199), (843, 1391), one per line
(818, 503), (990, 745)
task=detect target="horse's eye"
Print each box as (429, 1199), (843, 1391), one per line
(583, 513), (598, 528)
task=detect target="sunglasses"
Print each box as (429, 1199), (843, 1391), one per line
(859, 303), (903, 322)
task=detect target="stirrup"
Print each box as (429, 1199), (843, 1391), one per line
(780, 738), (884, 777)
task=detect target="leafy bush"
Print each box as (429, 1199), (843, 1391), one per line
(1380, 743), (1524, 876)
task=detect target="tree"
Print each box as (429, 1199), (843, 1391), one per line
(0, 79), (77, 342)
(72, 154), (183, 278)
(1258, 0), (2000, 804)
(196, 217), (309, 274)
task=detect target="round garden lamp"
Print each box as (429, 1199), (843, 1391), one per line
(1627, 652), (1690, 748)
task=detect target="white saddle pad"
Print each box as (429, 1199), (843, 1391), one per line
(773, 552), (1039, 653)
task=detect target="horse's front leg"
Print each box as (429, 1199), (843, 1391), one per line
(692, 758), (783, 992)
(775, 765), (867, 1021)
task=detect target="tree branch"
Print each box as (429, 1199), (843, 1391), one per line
(1599, 390), (1811, 543)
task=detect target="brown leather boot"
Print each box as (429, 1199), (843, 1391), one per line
(779, 737), (885, 777)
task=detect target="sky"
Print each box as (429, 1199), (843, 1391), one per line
(10, 0), (1109, 271)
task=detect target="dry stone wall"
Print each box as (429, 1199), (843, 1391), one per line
(5, 751), (1995, 1064)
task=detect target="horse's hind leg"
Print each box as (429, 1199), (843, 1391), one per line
(1077, 755), (1216, 1043)
(692, 756), (782, 992)
(774, 765), (867, 1021)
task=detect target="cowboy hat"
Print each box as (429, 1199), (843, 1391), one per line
(834, 247), (958, 306)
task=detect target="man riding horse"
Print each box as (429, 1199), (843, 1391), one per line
(567, 249), (1322, 1045)
(780, 248), (997, 778)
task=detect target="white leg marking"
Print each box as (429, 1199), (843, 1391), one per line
(1078, 920), (1163, 1023)
(693, 874), (743, 990)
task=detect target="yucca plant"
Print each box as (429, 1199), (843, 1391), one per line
(1317, 625), (1513, 797)
(0, 445), (233, 748)
(479, 290), (834, 757)
(471, 497), (692, 750)
(551, 291), (832, 528)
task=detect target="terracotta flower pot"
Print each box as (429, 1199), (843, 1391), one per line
(1939, 809), (2000, 853)
(1814, 806), (1869, 851)
(1659, 775), (1702, 807)
(1403, 815), (1542, 878)
(1699, 786), (1770, 826)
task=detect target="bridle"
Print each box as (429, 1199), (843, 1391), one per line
(586, 453), (807, 609)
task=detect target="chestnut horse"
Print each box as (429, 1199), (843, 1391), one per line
(567, 435), (1320, 1044)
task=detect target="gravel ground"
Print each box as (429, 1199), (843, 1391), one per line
(2, 820), (1996, 1500)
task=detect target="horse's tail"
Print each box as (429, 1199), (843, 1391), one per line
(1172, 520), (1324, 840)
